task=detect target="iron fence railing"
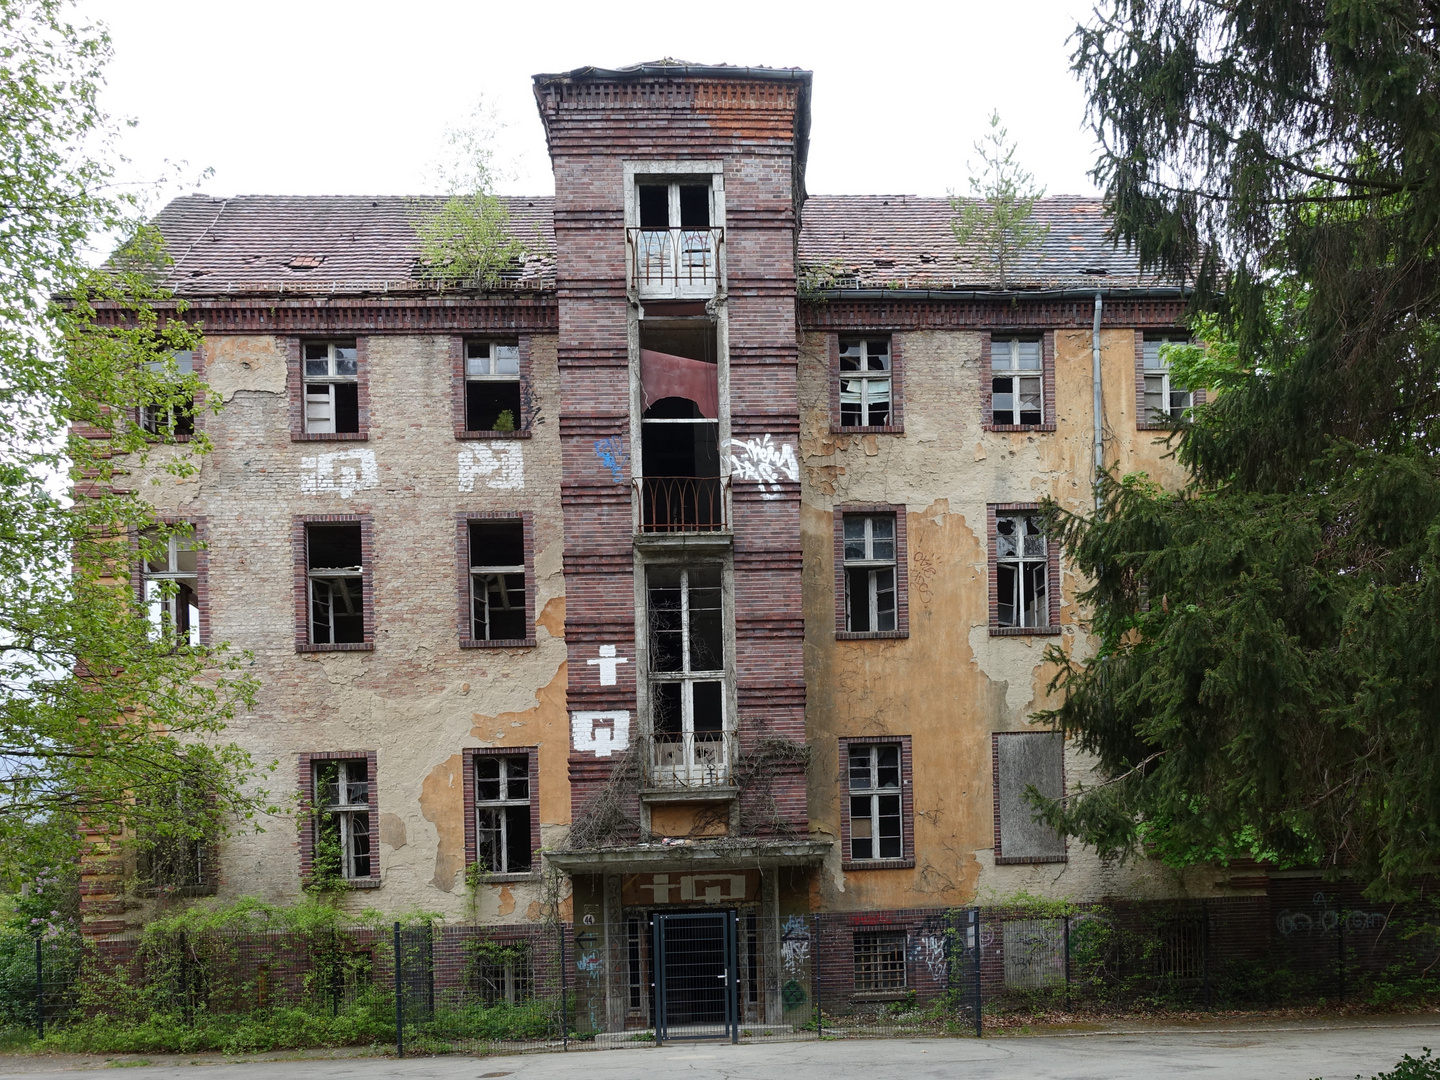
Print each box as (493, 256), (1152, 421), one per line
(647, 730), (734, 789)
(626, 227), (724, 296)
(636, 475), (728, 534)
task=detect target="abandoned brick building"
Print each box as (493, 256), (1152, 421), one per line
(88, 61), (1251, 1031)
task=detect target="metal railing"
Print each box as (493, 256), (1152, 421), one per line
(627, 227), (724, 296)
(649, 730), (733, 789)
(636, 475), (729, 533)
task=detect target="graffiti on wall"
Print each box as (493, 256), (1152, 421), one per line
(727, 434), (798, 500)
(594, 437), (628, 484)
(458, 442), (524, 491)
(586, 644), (629, 686)
(300, 449), (379, 499)
(570, 711), (631, 757)
(781, 915), (811, 978)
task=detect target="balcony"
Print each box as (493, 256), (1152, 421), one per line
(627, 227), (724, 299)
(648, 730), (733, 790)
(636, 475), (729, 534)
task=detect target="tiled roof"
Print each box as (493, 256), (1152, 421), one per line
(151, 192), (1160, 297)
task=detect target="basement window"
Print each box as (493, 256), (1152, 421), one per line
(469, 940), (534, 1004)
(470, 520), (526, 642)
(843, 514), (897, 633)
(991, 337), (1043, 425)
(465, 341), (522, 432)
(303, 341), (359, 434)
(143, 531), (199, 646)
(475, 755), (532, 874)
(853, 930), (907, 993)
(838, 338), (892, 427)
(307, 524), (364, 644)
(314, 758), (371, 880)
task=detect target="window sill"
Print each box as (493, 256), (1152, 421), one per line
(137, 884), (217, 898)
(469, 870), (539, 884)
(304, 876), (383, 890)
(455, 428), (533, 440)
(851, 990), (911, 1003)
(293, 431), (368, 442)
(984, 423), (1056, 433)
(842, 859), (915, 872)
(297, 642), (375, 653)
(831, 424), (904, 436)
(1137, 422), (1184, 432)
(460, 637), (536, 649)
(995, 854), (1068, 865)
(836, 630), (909, 641)
(989, 625), (1061, 637)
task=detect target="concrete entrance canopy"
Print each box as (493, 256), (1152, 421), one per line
(547, 838), (832, 875)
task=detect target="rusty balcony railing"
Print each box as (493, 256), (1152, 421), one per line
(648, 730), (733, 789)
(626, 227), (724, 297)
(636, 475), (729, 534)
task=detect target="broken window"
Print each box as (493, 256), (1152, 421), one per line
(843, 514), (897, 633)
(647, 564), (727, 785)
(995, 512), (1048, 628)
(302, 341), (359, 434)
(640, 319), (722, 531)
(469, 519), (526, 641)
(465, 341), (522, 432)
(1143, 334), (1192, 422)
(140, 351), (196, 437)
(314, 758), (371, 879)
(849, 744), (903, 861)
(992, 337), (1043, 425)
(839, 337), (892, 427)
(469, 940), (534, 1004)
(853, 930), (907, 992)
(143, 530), (199, 646)
(475, 754), (532, 873)
(633, 178), (718, 288)
(307, 523), (364, 644)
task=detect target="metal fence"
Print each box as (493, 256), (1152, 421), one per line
(14, 889), (1440, 1057)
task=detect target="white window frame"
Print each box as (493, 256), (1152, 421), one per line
(464, 341), (522, 432)
(991, 337), (1043, 426)
(838, 337), (893, 428)
(1143, 334), (1193, 423)
(625, 164), (725, 298)
(646, 564), (731, 786)
(843, 514), (897, 633)
(307, 525), (364, 645)
(140, 351), (196, 436)
(302, 341), (358, 434)
(469, 521), (526, 642)
(474, 754), (532, 874)
(848, 743), (903, 861)
(143, 532), (199, 647)
(315, 759), (371, 880)
(996, 512), (1049, 628)
(853, 930), (908, 993)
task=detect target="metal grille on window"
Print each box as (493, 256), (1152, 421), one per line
(849, 744), (903, 860)
(1143, 335), (1192, 422)
(992, 338), (1043, 425)
(843, 514), (897, 633)
(143, 531), (199, 646)
(475, 754), (531, 873)
(303, 341), (359, 434)
(996, 513), (1048, 628)
(465, 342), (521, 432)
(140, 351), (196, 437)
(853, 930), (907, 992)
(839, 338), (892, 427)
(470, 520), (526, 641)
(314, 759), (370, 879)
(647, 564), (728, 787)
(469, 941), (533, 1004)
(307, 524), (364, 644)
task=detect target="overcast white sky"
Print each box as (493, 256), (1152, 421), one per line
(99, 0), (1105, 207)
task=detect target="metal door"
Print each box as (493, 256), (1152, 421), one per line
(652, 910), (737, 1043)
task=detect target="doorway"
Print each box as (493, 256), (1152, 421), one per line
(652, 910), (737, 1043)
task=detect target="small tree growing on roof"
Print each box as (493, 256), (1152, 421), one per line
(949, 111), (1050, 289)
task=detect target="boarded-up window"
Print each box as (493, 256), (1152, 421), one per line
(993, 731), (1066, 862)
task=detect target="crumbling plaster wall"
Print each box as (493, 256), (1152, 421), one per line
(130, 332), (568, 922)
(799, 326), (1227, 911)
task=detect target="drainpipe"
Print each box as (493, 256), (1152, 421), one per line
(1092, 292), (1104, 513)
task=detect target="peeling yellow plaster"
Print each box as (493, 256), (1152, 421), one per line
(469, 661), (571, 826)
(536, 596), (565, 639)
(498, 886), (516, 916)
(420, 754), (464, 892)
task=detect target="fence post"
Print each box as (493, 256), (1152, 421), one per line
(1202, 901), (1212, 1010)
(1063, 913), (1071, 1014)
(972, 908), (982, 1039)
(34, 936), (43, 1039)
(1337, 906), (1346, 1000)
(559, 922), (568, 1051)
(812, 914), (821, 1038)
(393, 922), (404, 1059)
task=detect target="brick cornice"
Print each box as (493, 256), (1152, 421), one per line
(802, 297), (1188, 331)
(88, 295), (558, 335)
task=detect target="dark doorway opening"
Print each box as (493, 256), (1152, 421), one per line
(652, 910), (737, 1042)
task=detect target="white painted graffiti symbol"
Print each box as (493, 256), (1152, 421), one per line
(571, 710), (631, 758)
(458, 442), (525, 492)
(916, 934), (947, 981)
(576, 952), (601, 974)
(586, 644), (629, 686)
(727, 435), (798, 500)
(300, 449), (379, 500)
(780, 915), (811, 977)
(1276, 892), (1388, 936)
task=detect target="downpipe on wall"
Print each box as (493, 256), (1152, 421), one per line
(1092, 292), (1104, 513)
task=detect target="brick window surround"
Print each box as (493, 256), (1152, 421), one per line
(1135, 330), (1208, 431)
(293, 514), (375, 653)
(839, 734), (916, 871)
(135, 515), (211, 647)
(136, 345), (204, 444)
(462, 746), (541, 881)
(288, 337), (370, 442)
(453, 335), (535, 440)
(991, 732), (1068, 865)
(987, 503), (1061, 636)
(456, 511), (536, 648)
(833, 505), (910, 640)
(982, 331), (1057, 433)
(829, 333), (905, 434)
(298, 750), (381, 888)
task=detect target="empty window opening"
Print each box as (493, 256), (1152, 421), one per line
(475, 754), (531, 873)
(470, 520), (526, 641)
(140, 351), (196, 437)
(627, 916), (646, 1012)
(314, 758), (370, 879)
(465, 341), (521, 432)
(648, 564), (728, 784)
(144, 531), (199, 646)
(638, 181), (711, 229)
(853, 930), (907, 993)
(839, 338), (892, 427)
(992, 337), (1043, 425)
(469, 940), (534, 1004)
(307, 524), (364, 644)
(849, 744), (902, 860)
(633, 179), (718, 289)
(303, 341), (359, 434)
(640, 320), (722, 531)
(996, 513), (1048, 628)
(1144, 334), (1192, 422)
(843, 514), (897, 633)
